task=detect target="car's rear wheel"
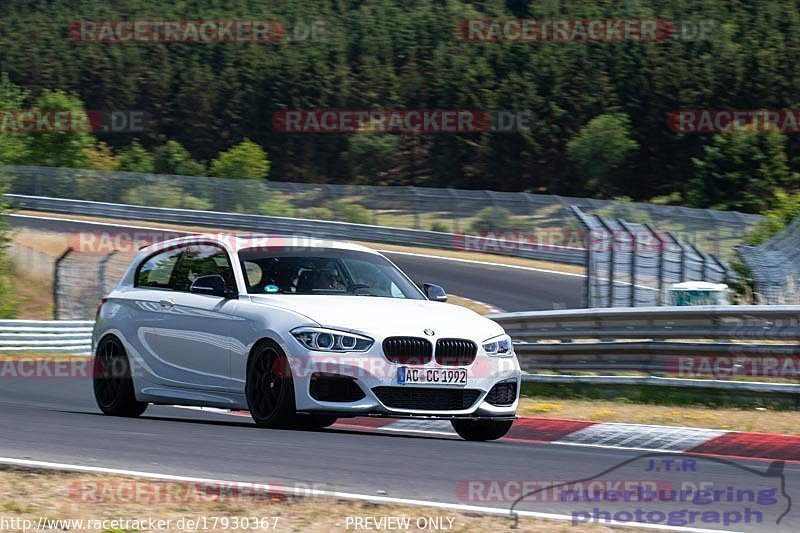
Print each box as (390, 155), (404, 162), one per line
(93, 336), (147, 417)
(451, 419), (513, 441)
(246, 341), (296, 428)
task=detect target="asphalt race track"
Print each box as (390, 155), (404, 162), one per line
(8, 213), (584, 311)
(4, 213), (799, 532)
(0, 377), (796, 532)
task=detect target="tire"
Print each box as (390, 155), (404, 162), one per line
(246, 341), (297, 428)
(293, 414), (338, 430)
(451, 419), (513, 441)
(93, 336), (148, 417)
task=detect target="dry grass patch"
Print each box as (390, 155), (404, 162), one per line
(0, 469), (637, 532)
(445, 295), (493, 315)
(518, 397), (800, 434)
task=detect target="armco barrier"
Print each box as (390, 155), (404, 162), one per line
(0, 320), (93, 353)
(490, 305), (800, 393)
(5, 194), (586, 265)
(6, 307), (800, 393)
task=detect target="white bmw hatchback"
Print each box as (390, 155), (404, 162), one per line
(93, 234), (520, 441)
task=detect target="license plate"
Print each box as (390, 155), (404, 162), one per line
(397, 367), (467, 386)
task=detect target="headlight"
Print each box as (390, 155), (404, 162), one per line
(291, 327), (373, 352)
(482, 334), (513, 357)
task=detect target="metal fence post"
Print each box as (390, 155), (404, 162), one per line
(53, 248), (73, 320)
(618, 219), (636, 307)
(646, 224), (667, 305)
(679, 237), (688, 282)
(569, 205), (593, 308)
(97, 251), (118, 303)
(597, 216), (616, 307)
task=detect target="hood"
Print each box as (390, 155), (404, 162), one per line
(248, 295), (504, 341)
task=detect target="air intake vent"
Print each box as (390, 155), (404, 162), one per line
(382, 337), (432, 365)
(372, 387), (481, 411)
(309, 373), (366, 402)
(486, 380), (517, 406)
(435, 339), (477, 366)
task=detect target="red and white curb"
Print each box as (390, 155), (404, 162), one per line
(340, 417), (800, 462)
(176, 407), (800, 462)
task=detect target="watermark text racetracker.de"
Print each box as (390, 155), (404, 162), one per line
(273, 109), (536, 133)
(69, 230), (362, 254)
(452, 229), (672, 256)
(668, 109), (800, 133)
(456, 18), (715, 42)
(0, 110), (147, 133)
(0, 353), (516, 381)
(70, 19), (326, 44)
(670, 356), (800, 379)
(70, 479), (324, 505)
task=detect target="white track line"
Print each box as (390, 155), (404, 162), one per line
(9, 213), (192, 233)
(0, 456), (738, 533)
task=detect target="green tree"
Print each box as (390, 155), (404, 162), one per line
(84, 141), (119, 170)
(117, 141), (154, 173)
(345, 133), (399, 183)
(743, 190), (800, 245)
(153, 140), (206, 176)
(0, 74), (29, 165)
(25, 89), (94, 168)
(566, 114), (639, 197)
(0, 194), (16, 317)
(121, 180), (211, 210)
(210, 140), (270, 180)
(688, 131), (794, 212)
(471, 207), (513, 232)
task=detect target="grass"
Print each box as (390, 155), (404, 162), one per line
(0, 469), (635, 532)
(519, 383), (800, 434)
(520, 381), (800, 410)
(443, 295), (493, 314)
(6, 263), (53, 320)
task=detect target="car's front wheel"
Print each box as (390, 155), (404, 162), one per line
(293, 414), (338, 429)
(451, 419), (513, 441)
(93, 335), (148, 417)
(246, 341), (296, 428)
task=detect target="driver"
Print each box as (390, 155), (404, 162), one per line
(312, 268), (347, 291)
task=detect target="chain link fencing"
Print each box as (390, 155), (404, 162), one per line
(7, 241), (56, 283)
(1, 164), (754, 315)
(737, 218), (800, 304)
(54, 250), (132, 320)
(572, 206), (729, 308)
(1, 165), (761, 260)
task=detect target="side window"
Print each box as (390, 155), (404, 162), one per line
(172, 244), (235, 292)
(136, 249), (182, 289)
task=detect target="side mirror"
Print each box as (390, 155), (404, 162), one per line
(423, 283), (447, 302)
(190, 274), (235, 298)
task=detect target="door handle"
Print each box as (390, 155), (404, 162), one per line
(159, 299), (175, 309)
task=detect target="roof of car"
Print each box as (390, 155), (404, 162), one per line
(142, 233), (379, 255)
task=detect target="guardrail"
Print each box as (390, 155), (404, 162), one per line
(5, 194), (586, 265)
(489, 305), (800, 393)
(0, 320), (93, 354)
(7, 308), (800, 393)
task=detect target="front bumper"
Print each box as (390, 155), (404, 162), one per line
(288, 349), (521, 419)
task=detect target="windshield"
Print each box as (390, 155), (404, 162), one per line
(237, 248), (425, 299)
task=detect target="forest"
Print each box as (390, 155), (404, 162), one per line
(1, 0), (800, 214)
